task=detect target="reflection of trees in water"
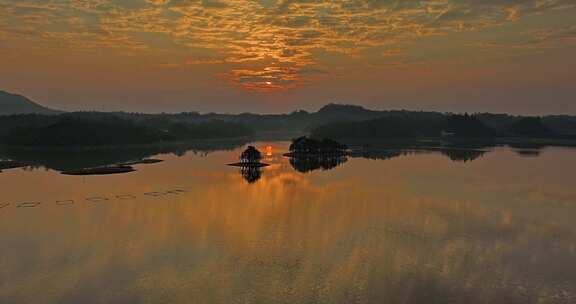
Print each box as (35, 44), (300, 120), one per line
(348, 148), (489, 163)
(349, 149), (408, 161)
(348, 142), (496, 163)
(509, 143), (545, 158)
(438, 142), (494, 162)
(440, 149), (487, 162)
(0, 139), (248, 172)
(240, 166), (262, 183)
(514, 149), (542, 157)
(289, 156), (348, 173)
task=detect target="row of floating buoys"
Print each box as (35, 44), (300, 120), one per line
(17, 202), (41, 208)
(56, 200), (74, 206)
(116, 194), (137, 200)
(0, 189), (188, 211)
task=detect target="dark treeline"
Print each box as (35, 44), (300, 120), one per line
(312, 112), (574, 140)
(154, 104), (576, 137)
(2, 103), (576, 147)
(7, 90), (575, 137)
(0, 112), (254, 147)
(312, 113), (446, 139)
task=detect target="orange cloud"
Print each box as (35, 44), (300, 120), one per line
(1, 0), (575, 91)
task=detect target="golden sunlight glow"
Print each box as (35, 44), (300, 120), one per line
(0, 0), (575, 109)
(265, 145), (273, 157)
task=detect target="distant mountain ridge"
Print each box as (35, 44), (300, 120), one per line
(0, 91), (60, 115)
(317, 103), (374, 114)
(2, 90), (576, 138)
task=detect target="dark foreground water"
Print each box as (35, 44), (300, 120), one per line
(0, 142), (575, 303)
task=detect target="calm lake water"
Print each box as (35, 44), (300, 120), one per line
(1, 142), (576, 303)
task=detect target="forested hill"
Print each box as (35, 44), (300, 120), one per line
(0, 91), (60, 115)
(2, 89), (576, 135)
(0, 113), (254, 147)
(2, 89), (576, 145)
(134, 103), (576, 136)
(312, 113), (576, 140)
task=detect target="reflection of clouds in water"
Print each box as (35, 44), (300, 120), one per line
(5, 178), (576, 303)
(1, 145), (576, 303)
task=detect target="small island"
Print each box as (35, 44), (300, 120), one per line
(60, 165), (136, 176)
(283, 137), (349, 173)
(284, 137), (348, 157)
(228, 146), (270, 167)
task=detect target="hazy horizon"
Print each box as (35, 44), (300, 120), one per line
(5, 88), (576, 116)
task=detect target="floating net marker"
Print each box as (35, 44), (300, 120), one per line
(116, 194), (137, 200)
(17, 202), (41, 208)
(86, 197), (109, 203)
(56, 200), (75, 206)
(0, 203), (9, 209)
(165, 189), (187, 195)
(143, 192), (165, 197)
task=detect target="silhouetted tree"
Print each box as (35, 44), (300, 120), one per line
(240, 146), (262, 163)
(289, 136), (347, 155)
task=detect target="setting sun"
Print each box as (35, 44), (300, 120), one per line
(265, 145), (273, 156)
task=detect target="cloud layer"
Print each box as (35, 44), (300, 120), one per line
(1, 0), (575, 92)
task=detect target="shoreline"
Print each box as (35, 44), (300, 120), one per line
(334, 137), (576, 147)
(0, 137), (255, 151)
(1, 136), (576, 152)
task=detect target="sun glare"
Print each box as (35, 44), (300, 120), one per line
(265, 145), (273, 156)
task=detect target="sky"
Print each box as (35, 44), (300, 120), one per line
(1, 0), (575, 114)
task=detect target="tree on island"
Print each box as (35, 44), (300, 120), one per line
(290, 137), (319, 154)
(240, 146), (262, 163)
(289, 136), (347, 155)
